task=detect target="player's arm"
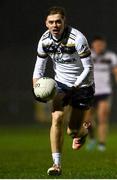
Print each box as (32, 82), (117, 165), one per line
(33, 56), (48, 103)
(112, 67), (117, 83)
(33, 56), (48, 86)
(33, 36), (48, 87)
(32, 37), (48, 103)
(74, 34), (93, 87)
(111, 53), (117, 83)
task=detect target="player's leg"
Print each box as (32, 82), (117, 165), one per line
(67, 85), (94, 150)
(97, 100), (110, 151)
(67, 108), (92, 150)
(86, 107), (97, 150)
(47, 92), (65, 175)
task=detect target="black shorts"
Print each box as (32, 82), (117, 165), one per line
(93, 94), (111, 107)
(56, 81), (95, 110)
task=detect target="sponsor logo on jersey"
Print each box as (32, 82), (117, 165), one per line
(54, 58), (76, 63)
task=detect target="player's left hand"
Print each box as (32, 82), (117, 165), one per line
(70, 86), (79, 93)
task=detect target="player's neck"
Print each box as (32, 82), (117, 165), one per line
(52, 35), (62, 41)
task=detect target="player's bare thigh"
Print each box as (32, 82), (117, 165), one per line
(52, 92), (65, 112)
(51, 92), (67, 123)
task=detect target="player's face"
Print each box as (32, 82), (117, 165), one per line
(46, 14), (65, 38)
(91, 40), (107, 54)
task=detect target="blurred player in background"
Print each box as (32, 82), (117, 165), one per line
(86, 35), (117, 151)
(33, 6), (94, 175)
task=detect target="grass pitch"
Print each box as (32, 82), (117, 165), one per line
(0, 124), (117, 179)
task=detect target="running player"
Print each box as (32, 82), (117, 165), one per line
(86, 35), (117, 151)
(33, 6), (94, 175)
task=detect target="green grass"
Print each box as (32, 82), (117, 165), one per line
(0, 124), (117, 178)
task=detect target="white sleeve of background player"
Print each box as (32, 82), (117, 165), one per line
(74, 56), (93, 87)
(111, 53), (117, 67)
(33, 56), (47, 79)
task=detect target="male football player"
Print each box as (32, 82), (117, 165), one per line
(86, 35), (117, 151)
(33, 6), (94, 175)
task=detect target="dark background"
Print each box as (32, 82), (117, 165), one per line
(0, 0), (117, 124)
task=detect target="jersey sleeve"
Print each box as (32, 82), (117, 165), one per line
(37, 36), (48, 58)
(33, 35), (48, 79)
(33, 56), (48, 79)
(74, 32), (93, 86)
(110, 52), (117, 67)
(74, 56), (94, 87)
(75, 33), (91, 58)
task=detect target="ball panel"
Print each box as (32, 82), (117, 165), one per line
(34, 77), (57, 101)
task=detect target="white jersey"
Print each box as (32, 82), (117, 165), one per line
(33, 26), (94, 88)
(91, 50), (117, 95)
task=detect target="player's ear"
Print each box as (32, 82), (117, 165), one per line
(45, 19), (49, 28)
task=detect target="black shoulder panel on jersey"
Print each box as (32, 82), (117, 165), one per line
(61, 26), (74, 45)
(42, 32), (50, 41)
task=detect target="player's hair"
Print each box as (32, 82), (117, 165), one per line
(91, 35), (107, 42)
(46, 6), (66, 19)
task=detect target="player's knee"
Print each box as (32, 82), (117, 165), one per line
(67, 128), (71, 135)
(52, 111), (64, 127)
(67, 128), (78, 138)
(98, 111), (109, 124)
(98, 117), (107, 124)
